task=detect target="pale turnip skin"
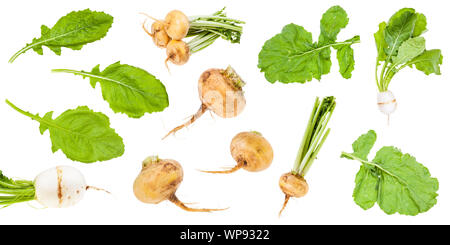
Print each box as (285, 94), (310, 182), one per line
(201, 131), (273, 174)
(133, 157), (183, 204)
(231, 132), (273, 172)
(163, 66), (246, 139)
(164, 10), (190, 40)
(34, 166), (87, 208)
(278, 172), (309, 216)
(198, 67), (246, 118)
(377, 90), (397, 116)
(150, 21), (171, 48)
(133, 157), (226, 212)
(165, 40), (190, 66)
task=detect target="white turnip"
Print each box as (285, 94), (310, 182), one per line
(0, 166), (108, 208)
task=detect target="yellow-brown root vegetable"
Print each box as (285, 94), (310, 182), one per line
(165, 40), (190, 68)
(133, 156), (225, 212)
(164, 10), (190, 40)
(163, 66), (246, 139)
(279, 173), (308, 216)
(201, 131), (273, 174)
(142, 19), (171, 48)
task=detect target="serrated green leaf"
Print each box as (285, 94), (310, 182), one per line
(413, 13), (427, 37)
(6, 100), (124, 163)
(392, 36), (425, 65)
(353, 166), (378, 210)
(384, 8), (417, 59)
(9, 9), (113, 63)
(257, 6), (359, 84)
(52, 62), (169, 118)
(334, 36), (359, 79)
(342, 131), (439, 216)
(409, 49), (443, 75)
(373, 146), (439, 215)
(318, 5), (349, 45)
(351, 130), (376, 161)
(374, 22), (387, 64)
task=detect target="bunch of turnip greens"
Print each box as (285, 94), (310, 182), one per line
(258, 5), (360, 84)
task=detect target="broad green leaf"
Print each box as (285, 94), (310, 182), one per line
(6, 100), (124, 163)
(9, 9), (113, 63)
(374, 22), (387, 63)
(334, 36), (360, 79)
(351, 130), (377, 161)
(257, 6), (359, 84)
(413, 13), (427, 37)
(392, 36), (425, 65)
(373, 147), (439, 215)
(353, 166), (378, 210)
(52, 62), (169, 118)
(409, 49), (443, 75)
(384, 8), (417, 59)
(318, 5), (349, 45)
(342, 131), (439, 216)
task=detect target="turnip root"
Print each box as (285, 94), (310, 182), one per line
(201, 131), (273, 174)
(133, 156), (226, 212)
(164, 10), (190, 40)
(0, 166), (108, 208)
(163, 66), (245, 139)
(142, 19), (171, 48)
(377, 90), (397, 119)
(279, 173), (308, 215)
(165, 40), (190, 67)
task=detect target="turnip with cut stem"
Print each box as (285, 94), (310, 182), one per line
(163, 65), (246, 139)
(0, 166), (108, 208)
(279, 96), (336, 216)
(133, 156), (226, 212)
(200, 131), (273, 174)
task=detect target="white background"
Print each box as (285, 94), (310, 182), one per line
(0, 0), (448, 225)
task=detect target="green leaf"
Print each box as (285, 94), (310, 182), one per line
(318, 5), (349, 45)
(373, 147), (439, 215)
(374, 22), (387, 64)
(353, 166), (378, 210)
(9, 9), (113, 63)
(257, 6), (359, 84)
(6, 100), (124, 163)
(334, 36), (360, 79)
(392, 36), (425, 65)
(384, 8), (417, 59)
(409, 49), (443, 75)
(351, 130), (377, 161)
(413, 13), (427, 37)
(342, 131), (439, 216)
(52, 62), (169, 118)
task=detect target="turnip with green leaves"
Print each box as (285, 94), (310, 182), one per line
(374, 8), (443, 119)
(133, 156), (226, 212)
(141, 8), (244, 68)
(0, 166), (108, 208)
(279, 97), (336, 216)
(201, 131), (274, 174)
(163, 66), (245, 139)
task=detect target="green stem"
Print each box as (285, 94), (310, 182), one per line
(289, 39), (360, 59)
(340, 152), (398, 179)
(8, 44), (34, 63)
(5, 100), (42, 122)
